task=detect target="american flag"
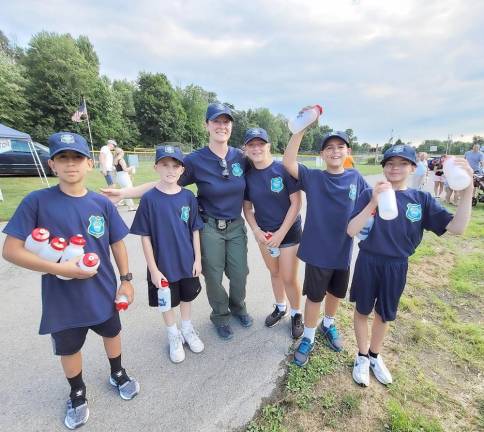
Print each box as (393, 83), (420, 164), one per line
(71, 99), (87, 122)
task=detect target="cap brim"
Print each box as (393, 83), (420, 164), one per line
(207, 112), (234, 122)
(244, 136), (269, 145)
(321, 135), (350, 150)
(155, 155), (184, 165)
(50, 148), (91, 159)
(381, 155), (417, 166)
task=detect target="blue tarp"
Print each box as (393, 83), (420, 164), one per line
(0, 123), (31, 141)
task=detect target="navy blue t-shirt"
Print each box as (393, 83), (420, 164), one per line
(130, 187), (204, 283)
(179, 146), (246, 220)
(351, 188), (453, 258)
(244, 161), (301, 231)
(3, 186), (129, 334)
(297, 165), (369, 270)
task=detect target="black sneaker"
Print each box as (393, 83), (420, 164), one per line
(215, 324), (234, 340)
(291, 313), (304, 339)
(265, 305), (288, 327)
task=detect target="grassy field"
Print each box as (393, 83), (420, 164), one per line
(246, 205), (484, 432)
(0, 161), (381, 222)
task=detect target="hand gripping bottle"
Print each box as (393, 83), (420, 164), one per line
(356, 211), (376, 241)
(78, 252), (100, 272)
(25, 228), (50, 254)
(158, 279), (171, 313)
(378, 189), (398, 221)
(115, 295), (129, 311)
(58, 235), (87, 279)
(38, 237), (67, 262)
(443, 157), (471, 191)
(264, 233), (281, 258)
(288, 105), (323, 134)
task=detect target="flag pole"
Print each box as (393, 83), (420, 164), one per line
(83, 96), (95, 158)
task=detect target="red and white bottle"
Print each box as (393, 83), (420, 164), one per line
(288, 105), (323, 134)
(78, 252), (100, 272)
(38, 237), (67, 262)
(58, 235), (87, 280)
(264, 233), (280, 258)
(25, 228), (50, 254)
(158, 279), (171, 312)
(115, 295), (129, 311)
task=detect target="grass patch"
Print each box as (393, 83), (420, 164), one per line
(386, 399), (444, 432)
(449, 252), (484, 295)
(246, 404), (285, 432)
(409, 242), (437, 263)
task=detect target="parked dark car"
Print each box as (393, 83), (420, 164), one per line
(0, 139), (53, 176)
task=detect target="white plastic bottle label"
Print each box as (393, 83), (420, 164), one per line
(443, 157), (471, 191)
(264, 233), (280, 258)
(288, 105), (323, 134)
(158, 282), (171, 313)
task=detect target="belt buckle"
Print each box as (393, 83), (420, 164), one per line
(217, 219), (227, 230)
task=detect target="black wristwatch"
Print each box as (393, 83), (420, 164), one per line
(120, 273), (133, 282)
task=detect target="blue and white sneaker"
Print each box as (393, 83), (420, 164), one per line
(109, 368), (140, 400)
(64, 398), (89, 430)
(293, 337), (315, 367)
(320, 324), (343, 352)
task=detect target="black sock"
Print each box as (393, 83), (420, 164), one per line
(109, 354), (122, 375)
(369, 349), (379, 358)
(358, 352), (369, 358)
(67, 372), (86, 408)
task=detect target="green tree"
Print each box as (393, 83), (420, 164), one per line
(134, 72), (187, 146)
(112, 79), (140, 148)
(22, 32), (98, 142)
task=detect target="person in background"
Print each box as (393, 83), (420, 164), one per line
(113, 147), (137, 211)
(433, 156), (445, 198)
(464, 144), (484, 173)
(99, 139), (117, 186)
(412, 152), (428, 190)
(343, 147), (355, 169)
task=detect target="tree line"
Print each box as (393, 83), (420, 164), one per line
(1, 31), (481, 154)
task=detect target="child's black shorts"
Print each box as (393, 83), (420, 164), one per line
(51, 312), (121, 356)
(148, 276), (202, 308)
(264, 221), (302, 248)
(349, 250), (408, 322)
(303, 263), (350, 303)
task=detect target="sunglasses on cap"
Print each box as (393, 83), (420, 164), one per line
(219, 159), (229, 179)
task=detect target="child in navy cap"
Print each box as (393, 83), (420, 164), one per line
(2, 132), (139, 429)
(242, 127), (304, 338)
(130, 145), (205, 364)
(347, 144), (473, 387)
(283, 108), (369, 367)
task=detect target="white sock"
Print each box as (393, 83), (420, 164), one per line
(303, 326), (316, 343)
(181, 320), (193, 331)
(323, 315), (335, 328)
(290, 308), (301, 317)
(276, 303), (287, 312)
(166, 324), (178, 336)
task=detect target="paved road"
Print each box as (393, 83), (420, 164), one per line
(0, 173), (432, 432)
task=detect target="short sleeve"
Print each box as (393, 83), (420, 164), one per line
(422, 193), (453, 236)
(350, 188), (372, 219)
(2, 193), (38, 241)
(244, 179), (251, 201)
(107, 201), (129, 244)
(189, 193), (204, 232)
(130, 197), (151, 236)
(296, 163), (311, 192)
(179, 156), (195, 187)
(284, 168), (301, 195)
(358, 174), (370, 193)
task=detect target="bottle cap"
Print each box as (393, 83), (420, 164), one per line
(264, 233), (272, 240)
(69, 234), (86, 247)
(50, 237), (67, 251)
(314, 105), (323, 114)
(161, 279), (169, 288)
(32, 228), (50, 242)
(82, 253), (99, 268)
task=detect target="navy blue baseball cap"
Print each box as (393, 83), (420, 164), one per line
(319, 131), (350, 150)
(381, 144), (417, 166)
(244, 127), (270, 145)
(155, 144), (184, 164)
(48, 132), (91, 159)
(205, 103), (234, 122)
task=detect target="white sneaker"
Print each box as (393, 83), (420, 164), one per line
(370, 354), (393, 385)
(168, 331), (185, 363)
(352, 354), (370, 387)
(181, 326), (205, 353)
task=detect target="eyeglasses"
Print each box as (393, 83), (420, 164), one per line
(219, 159), (229, 179)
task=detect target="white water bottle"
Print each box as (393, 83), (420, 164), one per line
(443, 157), (471, 191)
(378, 189), (398, 220)
(58, 235), (87, 279)
(356, 214), (375, 240)
(38, 237), (67, 262)
(288, 105), (323, 134)
(265, 233), (281, 258)
(78, 252), (100, 272)
(158, 279), (171, 312)
(115, 295), (129, 311)
(25, 228), (50, 254)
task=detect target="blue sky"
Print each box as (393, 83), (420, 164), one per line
(2, 0), (484, 145)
